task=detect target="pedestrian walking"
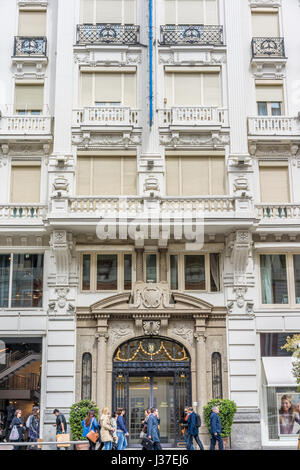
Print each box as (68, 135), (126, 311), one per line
(53, 408), (67, 451)
(147, 408), (162, 451)
(180, 408), (194, 450)
(4, 403), (16, 442)
(26, 406), (40, 450)
(209, 406), (223, 451)
(9, 409), (25, 450)
(116, 408), (129, 450)
(100, 407), (114, 450)
(111, 411), (119, 450)
(140, 409), (151, 450)
(81, 410), (99, 450)
(186, 406), (204, 450)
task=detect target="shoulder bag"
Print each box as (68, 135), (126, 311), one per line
(86, 418), (99, 444)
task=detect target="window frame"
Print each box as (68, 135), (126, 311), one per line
(143, 252), (160, 284)
(167, 251), (222, 293)
(80, 252), (134, 292)
(0, 252), (44, 310)
(258, 253), (300, 308)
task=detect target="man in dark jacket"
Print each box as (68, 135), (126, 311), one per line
(209, 406), (223, 450)
(53, 409), (67, 451)
(187, 407), (204, 450)
(147, 408), (162, 450)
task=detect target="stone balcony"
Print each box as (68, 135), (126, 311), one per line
(0, 111), (52, 141)
(72, 107), (140, 130)
(159, 106), (228, 130)
(0, 204), (47, 226)
(247, 116), (300, 141)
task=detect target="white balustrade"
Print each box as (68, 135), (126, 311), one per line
(0, 205), (47, 220)
(248, 116), (300, 135)
(256, 204), (300, 219)
(73, 107), (140, 127)
(159, 107), (228, 126)
(0, 116), (52, 134)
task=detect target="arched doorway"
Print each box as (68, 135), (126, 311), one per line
(112, 336), (191, 447)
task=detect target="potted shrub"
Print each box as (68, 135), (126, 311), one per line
(69, 399), (99, 450)
(203, 399), (237, 449)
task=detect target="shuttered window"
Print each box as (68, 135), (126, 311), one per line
(252, 11), (279, 37)
(14, 84), (44, 113)
(166, 156), (225, 196)
(165, 72), (220, 106)
(77, 156), (137, 195)
(259, 164), (290, 203)
(10, 165), (41, 203)
(18, 10), (47, 36)
(80, 0), (136, 23)
(165, 0), (218, 24)
(80, 72), (136, 107)
(256, 84), (283, 103)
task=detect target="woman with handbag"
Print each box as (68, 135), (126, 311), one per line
(10, 409), (25, 451)
(81, 410), (99, 450)
(100, 407), (114, 450)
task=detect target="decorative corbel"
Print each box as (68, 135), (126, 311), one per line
(230, 231), (252, 285)
(50, 231), (72, 285)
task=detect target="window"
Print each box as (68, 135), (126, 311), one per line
(165, 0), (218, 25)
(18, 9), (47, 36)
(260, 255), (288, 304)
(10, 164), (41, 203)
(260, 333), (298, 357)
(293, 255), (300, 304)
(166, 156), (225, 196)
(259, 163), (290, 203)
(14, 84), (44, 114)
(256, 84), (283, 116)
(81, 253), (133, 291)
(168, 252), (221, 292)
(97, 254), (118, 290)
(76, 156), (136, 196)
(80, 72), (136, 107)
(82, 353), (92, 400)
(212, 352), (222, 399)
(0, 254), (44, 309)
(251, 10), (279, 37)
(165, 72), (220, 107)
(145, 254), (158, 283)
(80, 0), (136, 24)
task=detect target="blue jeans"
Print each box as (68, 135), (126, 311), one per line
(117, 432), (128, 450)
(103, 441), (112, 450)
(184, 434), (194, 450)
(210, 433), (223, 450)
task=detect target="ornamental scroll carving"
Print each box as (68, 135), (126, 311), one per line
(172, 327), (194, 346)
(143, 321), (161, 336)
(110, 324), (134, 347)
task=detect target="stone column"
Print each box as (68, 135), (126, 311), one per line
(96, 315), (109, 411)
(194, 332), (207, 415)
(159, 248), (167, 282)
(136, 248), (144, 282)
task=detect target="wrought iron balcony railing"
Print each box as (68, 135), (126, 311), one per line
(251, 37), (285, 58)
(76, 24), (140, 45)
(160, 24), (224, 46)
(14, 36), (47, 57)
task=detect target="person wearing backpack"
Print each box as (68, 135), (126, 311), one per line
(10, 409), (25, 450)
(186, 406), (204, 450)
(26, 406), (40, 450)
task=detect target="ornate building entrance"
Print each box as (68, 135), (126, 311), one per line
(112, 337), (191, 446)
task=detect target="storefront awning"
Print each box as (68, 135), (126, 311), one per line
(262, 356), (297, 387)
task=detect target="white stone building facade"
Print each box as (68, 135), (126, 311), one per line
(0, 0), (299, 449)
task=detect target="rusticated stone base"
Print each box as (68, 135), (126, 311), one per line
(231, 408), (262, 450)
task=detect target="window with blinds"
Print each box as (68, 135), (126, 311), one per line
(251, 10), (279, 37)
(165, 0), (218, 24)
(80, 72), (136, 107)
(77, 156), (137, 195)
(80, 0), (136, 24)
(165, 156), (225, 196)
(10, 164), (41, 203)
(165, 72), (221, 107)
(14, 84), (44, 113)
(256, 83), (284, 115)
(18, 10), (47, 36)
(259, 163), (290, 203)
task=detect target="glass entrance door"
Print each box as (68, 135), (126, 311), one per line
(128, 375), (175, 444)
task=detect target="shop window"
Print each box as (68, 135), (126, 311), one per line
(82, 353), (92, 400)
(260, 255), (288, 304)
(212, 352), (222, 399)
(260, 333), (298, 357)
